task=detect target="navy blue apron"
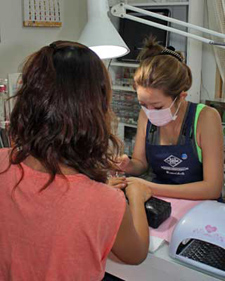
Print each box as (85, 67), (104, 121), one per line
(145, 102), (224, 202)
(145, 102), (203, 185)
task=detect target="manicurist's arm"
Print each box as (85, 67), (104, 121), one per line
(111, 181), (151, 265)
(118, 110), (149, 176)
(127, 106), (224, 200)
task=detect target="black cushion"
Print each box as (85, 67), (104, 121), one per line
(145, 197), (172, 229)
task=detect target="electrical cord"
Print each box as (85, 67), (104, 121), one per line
(107, 59), (112, 70)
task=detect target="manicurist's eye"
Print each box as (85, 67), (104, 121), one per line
(139, 102), (146, 108)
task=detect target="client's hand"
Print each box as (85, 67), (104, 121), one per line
(107, 175), (127, 189)
(125, 177), (152, 203)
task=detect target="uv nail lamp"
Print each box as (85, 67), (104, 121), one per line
(169, 201), (225, 278)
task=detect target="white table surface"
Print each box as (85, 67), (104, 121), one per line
(106, 242), (224, 281)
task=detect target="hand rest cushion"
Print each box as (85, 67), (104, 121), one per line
(145, 197), (172, 229)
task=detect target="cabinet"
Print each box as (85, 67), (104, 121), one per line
(109, 61), (139, 156)
(110, 61), (139, 125)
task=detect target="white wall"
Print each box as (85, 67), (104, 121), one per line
(200, 3), (217, 102)
(0, 0), (217, 102)
(0, 0), (87, 78)
(186, 0), (204, 103)
(201, 44), (217, 102)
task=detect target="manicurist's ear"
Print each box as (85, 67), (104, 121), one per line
(180, 91), (187, 100)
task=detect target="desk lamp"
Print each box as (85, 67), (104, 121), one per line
(79, 0), (225, 60)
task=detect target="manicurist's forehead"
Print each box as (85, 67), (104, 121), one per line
(137, 87), (164, 103)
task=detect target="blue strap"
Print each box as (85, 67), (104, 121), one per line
(183, 103), (197, 144)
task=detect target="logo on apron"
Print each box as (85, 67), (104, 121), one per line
(161, 155), (189, 175)
(164, 155), (182, 168)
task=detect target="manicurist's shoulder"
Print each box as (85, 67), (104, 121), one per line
(198, 104), (222, 125)
(139, 107), (147, 123)
(137, 107), (148, 135)
(196, 104), (223, 144)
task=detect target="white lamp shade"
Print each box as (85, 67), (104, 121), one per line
(78, 0), (129, 59)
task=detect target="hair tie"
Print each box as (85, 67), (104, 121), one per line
(160, 46), (184, 63)
(167, 46), (176, 51)
(49, 43), (57, 51)
(49, 44), (77, 53)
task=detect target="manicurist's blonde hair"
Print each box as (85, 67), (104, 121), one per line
(134, 37), (192, 98)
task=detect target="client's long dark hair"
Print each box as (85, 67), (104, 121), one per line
(8, 41), (121, 190)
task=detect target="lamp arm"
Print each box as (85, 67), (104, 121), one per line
(111, 3), (225, 47)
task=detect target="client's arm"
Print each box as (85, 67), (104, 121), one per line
(111, 181), (151, 265)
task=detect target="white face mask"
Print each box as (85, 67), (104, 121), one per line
(142, 97), (182, 127)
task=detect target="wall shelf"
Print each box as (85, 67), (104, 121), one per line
(112, 85), (136, 92)
(130, 2), (189, 7)
(120, 122), (137, 128)
(111, 61), (139, 68)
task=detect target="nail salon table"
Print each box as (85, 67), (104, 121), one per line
(106, 242), (223, 281)
(106, 198), (225, 281)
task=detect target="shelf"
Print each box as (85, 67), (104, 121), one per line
(110, 61), (139, 68)
(116, 117), (137, 125)
(112, 85), (136, 92)
(122, 122), (137, 128)
(113, 99), (138, 105)
(130, 2), (189, 7)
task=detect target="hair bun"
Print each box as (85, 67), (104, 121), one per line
(137, 36), (163, 61)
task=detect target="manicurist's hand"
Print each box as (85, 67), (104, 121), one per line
(116, 154), (130, 171)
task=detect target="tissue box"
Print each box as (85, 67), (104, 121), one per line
(145, 197), (172, 229)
